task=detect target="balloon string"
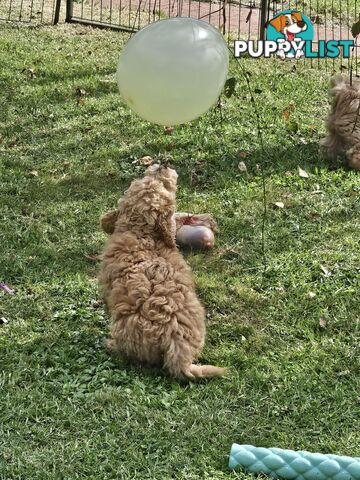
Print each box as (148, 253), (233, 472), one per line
(225, 47), (268, 280)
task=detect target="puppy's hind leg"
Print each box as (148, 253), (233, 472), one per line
(346, 144), (360, 170)
(164, 335), (227, 381)
(320, 130), (344, 159)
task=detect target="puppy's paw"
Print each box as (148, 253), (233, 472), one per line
(346, 146), (360, 170)
(100, 209), (118, 234)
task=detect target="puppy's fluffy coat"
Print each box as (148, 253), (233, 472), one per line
(321, 75), (360, 170)
(99, 165), (225, 380)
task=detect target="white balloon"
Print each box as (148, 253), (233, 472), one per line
(117, 17), (229, 126)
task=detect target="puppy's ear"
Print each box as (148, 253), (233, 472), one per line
(269, 14), (284, 32)
(292, 11), (302, 22)
(155, 212), (176, 249)
(100, 209), (118, 234)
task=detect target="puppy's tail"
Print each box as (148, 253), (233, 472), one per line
(183, 364), (227, 380)
(164, 338), (227, 381)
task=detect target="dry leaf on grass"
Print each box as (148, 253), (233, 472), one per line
(30, 170), (39, 177)
(320, 265), (331, 276)
(76, 87), (87, 97)
(164, 127), (174, 135)
(283, 110), (291, 120)
(307, 292), (316, 299)
(298, 167), (309, 178)
(273, 201), (285, 209)
(238, 161), (248, 172)
(23, 68), (37, 79)
(311, 184), (322, 194)
(319, 316), (327, 330)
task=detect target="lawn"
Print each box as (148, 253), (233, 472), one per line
(0, 23), (359, 480)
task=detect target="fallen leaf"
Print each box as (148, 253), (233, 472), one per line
(30, 170), (39, 177)
(76, 87), (87, 97)
(284, 171), (292, 177)
(320, 265), (331, 276)
(238, 161), (247, 172)
(307, 291), (316, 299)
(273, 201), (284, 209)
(298, 167), (309, 178)
(164, 126), (174, 135)
(282, 192), (292, 198)
(282, 102), (295, 120)
(138, 155), (153, 166)
(319, 316), (327, 330)
(22, 67), (37, 78)
(239, 151), (248, 158)
(275, 286), (285, 293)
(0, 317), (8, 324)
(283, 110), (291, 120)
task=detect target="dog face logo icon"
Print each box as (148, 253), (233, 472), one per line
(267, 10), (314, 59)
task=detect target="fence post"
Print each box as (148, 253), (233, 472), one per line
(53, 0), (61, 24)
(65, 0), (73, 22)
(259, 0), (269, 41)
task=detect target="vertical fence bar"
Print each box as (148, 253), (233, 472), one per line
(356, 0), (358, 76)
(66, 0), (73, 21)
(259, 0), (269, 40)
(53, 0), (61, 23)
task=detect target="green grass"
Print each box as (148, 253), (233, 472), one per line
(0, 23), (359, 480)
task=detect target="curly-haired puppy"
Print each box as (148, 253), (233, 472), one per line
(99, 165), (226, 381)
(321, 74), (360, 170)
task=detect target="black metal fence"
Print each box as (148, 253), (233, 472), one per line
(64, 0), (357, 49)
(0, 0), (61, 23)
(0, 0), (358, 70)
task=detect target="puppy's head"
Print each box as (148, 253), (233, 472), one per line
(269, 11), (306, 37)
(102, 164), (178, 248)
(143, 163), (178, 193)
